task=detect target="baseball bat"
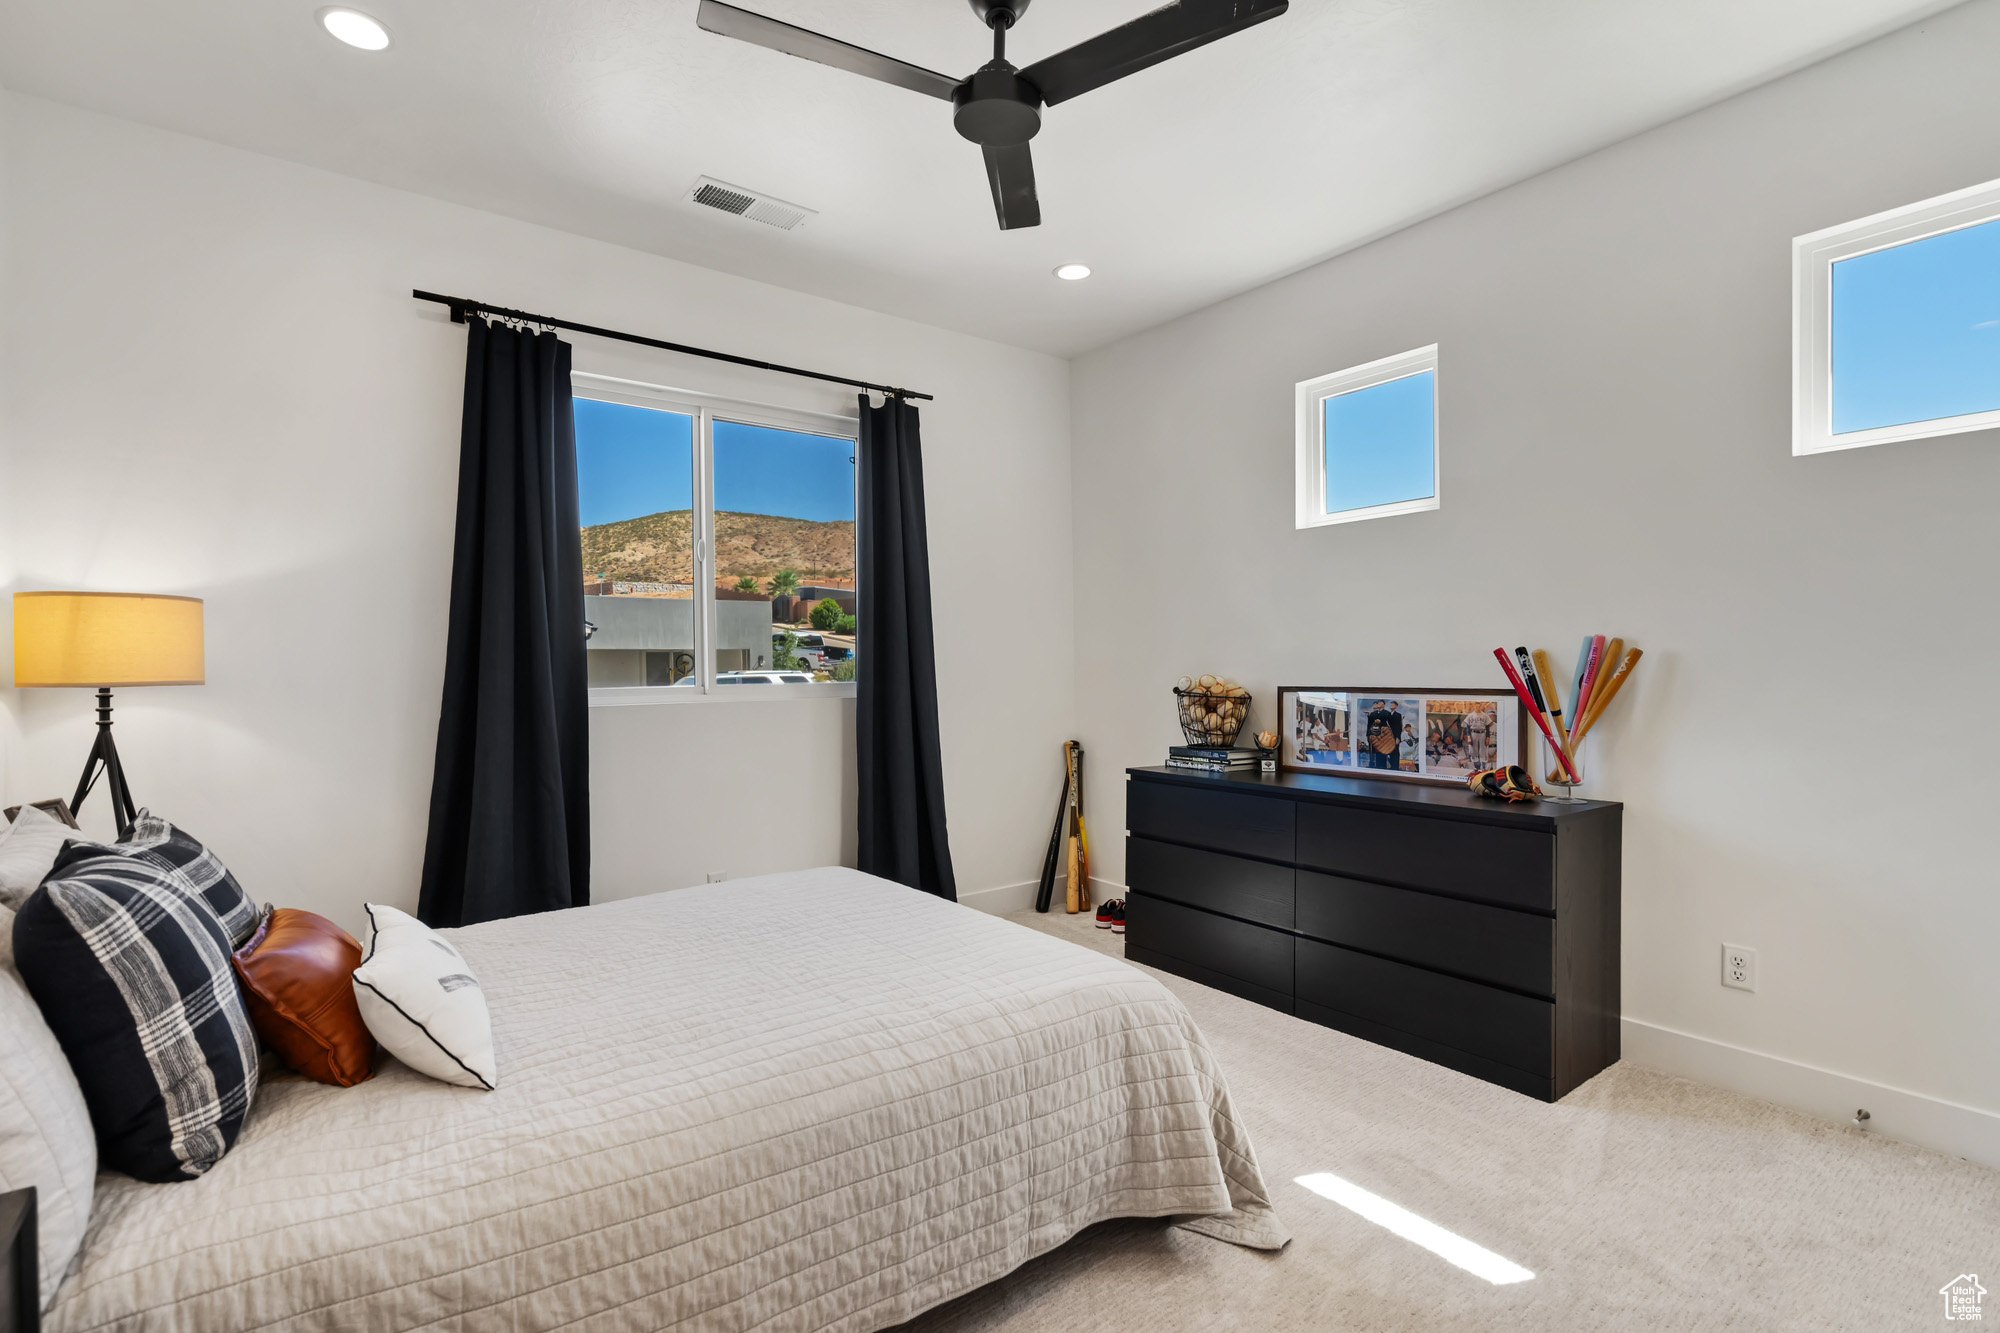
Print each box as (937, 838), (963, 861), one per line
(1572, 647), (1642, 744)
(1566, 635), (1594, 740)
(1513, 647), (1578, 781)
(1531, 647), (1583, 782)
(1571, 634), (1608, 738)
(1574, 636), (1618, 742)
(1493, 648), (1577, 781)
(1064, 741), (1083, 913)
(1075, 743), (1091, 910)
(1034, 757), (1070, 913)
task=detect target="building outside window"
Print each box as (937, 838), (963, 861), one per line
(573, 375), (857, 696)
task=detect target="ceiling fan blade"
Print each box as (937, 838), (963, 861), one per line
(982, 142), (1042, 230)
(696, 0), (959, 101)
(1020, 0), (1288, 106)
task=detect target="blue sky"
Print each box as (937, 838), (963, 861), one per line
(1832, 216), (2000, 434)
(1323, 369), (1435, 513)
(574, 398), (856, 527)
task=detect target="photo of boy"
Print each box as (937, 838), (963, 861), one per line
(1292, 692), (1353, 766)
(1363, 697), (1420, 771)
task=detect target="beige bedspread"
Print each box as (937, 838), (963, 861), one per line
(46, 868), (1285, 1332)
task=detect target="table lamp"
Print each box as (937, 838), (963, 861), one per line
(12, 591), (205, 837)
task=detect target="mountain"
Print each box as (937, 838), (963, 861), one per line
(579, 510), (855, 586)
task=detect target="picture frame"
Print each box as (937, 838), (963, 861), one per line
(1276, 687), (1527, 786)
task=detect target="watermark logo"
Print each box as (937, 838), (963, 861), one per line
(1941, 1274), (1988, 1321)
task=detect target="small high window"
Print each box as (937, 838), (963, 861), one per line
(1295, 345), (1439, 528)
(1794, 177), (2000, 455)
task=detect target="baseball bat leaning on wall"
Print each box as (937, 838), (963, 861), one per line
(1074, 743), (1090, 909)
(1034, 754), (1070, 913)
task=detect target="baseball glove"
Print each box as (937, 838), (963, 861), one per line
(1467, 766), (1541, 802)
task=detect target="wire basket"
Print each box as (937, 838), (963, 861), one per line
(1174, 686), (1251, 748)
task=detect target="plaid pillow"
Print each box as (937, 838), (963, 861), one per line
(14, 833), (262, 1182)
(55, 811), (261, 949)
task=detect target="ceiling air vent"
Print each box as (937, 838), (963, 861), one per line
(687, 177), (816, 231)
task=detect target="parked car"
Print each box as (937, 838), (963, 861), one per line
(671, 671), (816, 686)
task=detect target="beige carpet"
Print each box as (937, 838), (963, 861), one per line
(893, 909), (2000, 1332)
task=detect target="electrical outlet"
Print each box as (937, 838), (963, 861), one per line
(1722, 944), (1756, 992)
(705, 871), (729, 884)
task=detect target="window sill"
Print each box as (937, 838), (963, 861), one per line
(589, 682), (858, 708)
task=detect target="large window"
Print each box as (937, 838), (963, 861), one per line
(573, 374), (857, 698)
(1794, 177), (2000, 455)
(1295, 345), (1439, 528)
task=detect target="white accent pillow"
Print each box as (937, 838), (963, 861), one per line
(351, 905), (497, 1090)
(0, 959), (97, 1312)
(0, 805), (77, 910)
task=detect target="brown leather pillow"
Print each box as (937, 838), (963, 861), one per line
(232, 908), (377, 1087)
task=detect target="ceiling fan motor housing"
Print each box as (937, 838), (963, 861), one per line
(952, 64), (1043, 145)
(968, 0), (1031, 27)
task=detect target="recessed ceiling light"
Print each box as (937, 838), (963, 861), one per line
(1053, 264), (1092, 281)
(319, 7), (390, 50)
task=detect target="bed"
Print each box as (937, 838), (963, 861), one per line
(42, 868), (1286, 1331)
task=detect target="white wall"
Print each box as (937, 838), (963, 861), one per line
(1071, 0), (2000, 1159)
(0, 94), (1073, 933)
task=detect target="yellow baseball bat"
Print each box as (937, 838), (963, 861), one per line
(1532, 647), (1582, 781)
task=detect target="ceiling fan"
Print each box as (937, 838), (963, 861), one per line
(696, 0), (1289, 231)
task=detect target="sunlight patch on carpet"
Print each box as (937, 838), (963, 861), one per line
(1294, 1173), (1535, 1285)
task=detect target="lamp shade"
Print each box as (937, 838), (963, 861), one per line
(13, 592), (205, 687)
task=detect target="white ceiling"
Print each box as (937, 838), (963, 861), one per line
(0, 0), (1969, 355)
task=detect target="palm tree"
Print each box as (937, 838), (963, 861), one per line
(767, 568), (801, 600)
(733, 575), (759, 592)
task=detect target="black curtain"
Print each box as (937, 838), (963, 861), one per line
(856, 395), (957, 900)
(418, 318), (590, 927)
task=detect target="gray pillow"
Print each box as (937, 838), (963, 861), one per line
(0, 805), (82, 910)
(0, 957), (97, 1311)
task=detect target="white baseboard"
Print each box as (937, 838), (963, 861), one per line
(958, 877), (1128, 917)
(1622, 1018), (2000, 1171)
(957, 879), (1038, 916)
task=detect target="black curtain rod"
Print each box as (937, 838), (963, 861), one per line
(411, 289), (932, 402)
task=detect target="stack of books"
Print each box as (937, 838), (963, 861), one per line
(1165, 745), (1264, 773)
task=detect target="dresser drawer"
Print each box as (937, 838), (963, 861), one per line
(1125, 893), (1293, 1007)
(1295, 938), (1552, 1078)
(1127, 836), (1293, 931)
(1295, 803), (1553, 912)
(1128, 780), (1294, 863)
(1296, 871), (1553, 996)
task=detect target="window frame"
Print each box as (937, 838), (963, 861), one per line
(1792, 175), (2000, 456)
(572, 372), (859, 707)
(1294, 344), (1441, 529)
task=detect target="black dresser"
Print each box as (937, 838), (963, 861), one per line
(1123, 767), (1621, 1101)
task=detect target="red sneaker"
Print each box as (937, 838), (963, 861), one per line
(1094, 899), (1116, 929)
(1110, 901), (1126, 934)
